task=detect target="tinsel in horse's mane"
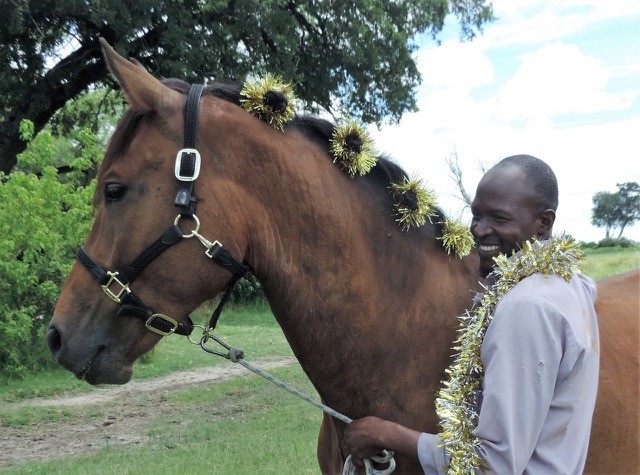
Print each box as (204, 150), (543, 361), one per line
(99, 78), (447, 237)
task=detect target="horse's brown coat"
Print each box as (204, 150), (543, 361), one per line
(49, 41), (639, 473)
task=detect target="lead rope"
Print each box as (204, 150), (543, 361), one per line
(183, 222), (395, 474)
(194, 331), (396, 475)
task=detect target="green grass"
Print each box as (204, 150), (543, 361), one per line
(2, 366), (320, 474)
(1, 247), (637, 473)
(582, 245), (640, 280)
(0, 302), (290, 403)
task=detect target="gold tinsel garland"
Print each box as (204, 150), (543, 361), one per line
(330, 120), (377, 177)
(435, 236), (584, 474)
(240, 74), (297, 131)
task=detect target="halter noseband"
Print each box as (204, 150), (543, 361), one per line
(77, 84), (249, 336)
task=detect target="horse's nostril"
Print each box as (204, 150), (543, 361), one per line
(47, 325), (63, 356)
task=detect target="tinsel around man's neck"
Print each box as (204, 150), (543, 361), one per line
(435, 235), (585, 474)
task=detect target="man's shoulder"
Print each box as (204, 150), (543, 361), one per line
(495, 272), (594, 323)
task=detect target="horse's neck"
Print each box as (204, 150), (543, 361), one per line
(242, 146), (479, 427)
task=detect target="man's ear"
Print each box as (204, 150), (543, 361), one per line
(538, 209), (556, 237)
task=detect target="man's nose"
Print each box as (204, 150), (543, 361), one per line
(471, 219), (492, 238)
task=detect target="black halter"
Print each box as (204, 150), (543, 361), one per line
(77, 84), (248, 336)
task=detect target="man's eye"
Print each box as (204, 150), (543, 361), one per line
(105, 183), (127, 202)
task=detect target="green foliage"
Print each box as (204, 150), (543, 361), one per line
(0, 0), (493, 173)
(0, 166), (94, 377)
(0, 102), (105, 377)
(595, 237), (636, 248)
(591, 182), (640, 239)
(229, 274), (265, 305)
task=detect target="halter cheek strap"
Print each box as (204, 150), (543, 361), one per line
(76, 84), (249, 337)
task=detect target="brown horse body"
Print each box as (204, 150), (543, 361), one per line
(49, 42), (639, 473)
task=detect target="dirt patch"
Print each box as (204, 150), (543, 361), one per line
(0, 358), (296, 468)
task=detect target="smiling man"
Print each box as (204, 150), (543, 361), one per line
(343, 155), (600, 474)
(471, 155), (558, 278)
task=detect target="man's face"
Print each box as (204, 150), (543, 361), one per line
(470, 168), (546, 277)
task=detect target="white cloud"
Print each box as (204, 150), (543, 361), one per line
(492, 42), (630, 120)
(416, 41), (494, 91)
(484, 0), (640, 47)
(369, 36), (640, 242)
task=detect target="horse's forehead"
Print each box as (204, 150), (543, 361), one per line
(100, 113), (178, 181)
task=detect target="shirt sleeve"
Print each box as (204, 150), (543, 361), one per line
(417, 432), (450, 474)
(472, 297), (565, 473)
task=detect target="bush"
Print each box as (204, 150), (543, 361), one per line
(0, 168), (94, 377)
(229, 274), (265, 305)
(596, 237), (635, 248)
(0, 119), (99, 378)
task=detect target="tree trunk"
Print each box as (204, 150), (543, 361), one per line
(0, 120), (28, 174)
(0, 43), (106, 174)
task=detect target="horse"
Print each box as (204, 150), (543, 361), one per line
(48, 40), (639, 473)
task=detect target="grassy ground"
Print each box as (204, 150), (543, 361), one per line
(581, 245), (640, 280)
(2, 365), (320, 474)
(1, 245), (637, 474)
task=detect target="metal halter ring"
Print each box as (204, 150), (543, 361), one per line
(174, 214), (200, 238)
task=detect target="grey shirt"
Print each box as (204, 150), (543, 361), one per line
(418, 272), (600, 474)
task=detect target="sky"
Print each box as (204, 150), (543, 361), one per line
(368, 0), (640, 243)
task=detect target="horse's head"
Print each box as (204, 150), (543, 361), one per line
(48, 40), (251, 384)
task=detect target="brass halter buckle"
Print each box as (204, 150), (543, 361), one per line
(102, 271), (131, 303)
(145, 313), (179, 336)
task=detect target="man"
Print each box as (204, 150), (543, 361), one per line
(343, 155), (600, 473)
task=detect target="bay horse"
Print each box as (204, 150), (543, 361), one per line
(48, 40), (639, 473)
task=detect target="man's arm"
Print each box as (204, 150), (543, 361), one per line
(472, 296), (563, 472)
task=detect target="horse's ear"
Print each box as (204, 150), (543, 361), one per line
(99, 38), (181, 114)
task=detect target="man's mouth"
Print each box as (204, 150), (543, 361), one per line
(478, 244), (500, 253)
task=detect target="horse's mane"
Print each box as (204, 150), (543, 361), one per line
(99, 78), (446, 236)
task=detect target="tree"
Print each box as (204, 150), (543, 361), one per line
(591, 182), (640, 239)
(445, 147), (492, 209)
(0, 0), (494, 174)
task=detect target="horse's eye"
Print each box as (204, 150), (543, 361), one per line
(105, 183), (127, 202)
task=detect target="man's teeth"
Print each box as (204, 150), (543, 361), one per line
(479, 245), (500, 252)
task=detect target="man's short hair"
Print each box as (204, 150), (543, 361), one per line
(493, 154), (559, 211)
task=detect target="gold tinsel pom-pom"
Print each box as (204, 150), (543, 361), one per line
(390, 177), (438, 230)
(240, 74), (297, 131)
(439, 219), (474, 258)
(330, 120), (377, 177)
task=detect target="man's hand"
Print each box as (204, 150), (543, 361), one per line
(343, 416), (421, 468)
